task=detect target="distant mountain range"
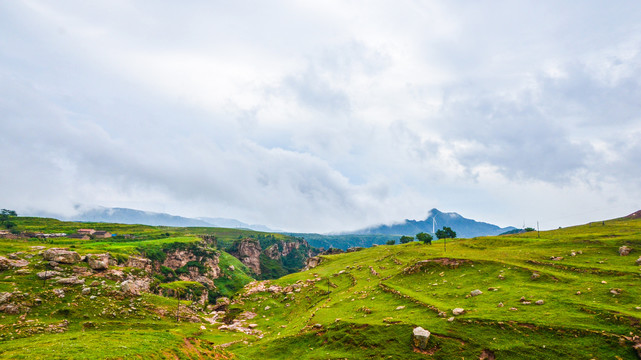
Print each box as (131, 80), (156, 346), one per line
(352, 208), (516, 238)
(39, 207), (276, 232)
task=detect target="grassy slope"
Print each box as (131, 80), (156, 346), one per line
(227, 218), (641, 359)
(1, 217), (640, 358)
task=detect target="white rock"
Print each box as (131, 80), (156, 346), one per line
(412, 327), (431, 349)
(452, 308), (465, 316)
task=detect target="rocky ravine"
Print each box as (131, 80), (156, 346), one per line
(231, 237), (318, 276)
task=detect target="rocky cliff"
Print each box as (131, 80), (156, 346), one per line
(228, 237), (318, 279)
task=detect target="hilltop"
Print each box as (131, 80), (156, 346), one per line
(0, 214), (640, 358)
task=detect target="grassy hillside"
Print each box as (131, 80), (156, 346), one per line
(225, 217), (641, 359)
(1, 216), (640, 358)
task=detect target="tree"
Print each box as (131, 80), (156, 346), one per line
(435, 226), (456, 252)
(399, 235), (414, 244)
(524, 227), (535, 232)
(386, 239), (396, 245)
(435, 226), (456, 240)
(416, 232), (433, 245)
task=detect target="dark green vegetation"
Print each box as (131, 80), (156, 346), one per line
(1, 214), (641, 358)
(292, 233), (400, 250)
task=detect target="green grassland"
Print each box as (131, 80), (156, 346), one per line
(226, 218), (641, 359)
(1, 216), (640, 358)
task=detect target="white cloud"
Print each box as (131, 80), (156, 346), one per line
(1, 1), (640, 232)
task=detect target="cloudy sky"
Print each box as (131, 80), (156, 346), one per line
(1, 1), (640, 232)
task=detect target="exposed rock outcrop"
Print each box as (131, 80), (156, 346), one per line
(236, 239), (262, 275)
(86, 253), (111, 270)
(43, 248), (81, 264)
(304, 256), (322, 270)
(127, 256), (153, 271)
(120, 279), (151, 296)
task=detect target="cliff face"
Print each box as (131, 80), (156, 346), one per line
(230, 237), (319, 279)
(236, 239), (262, 275)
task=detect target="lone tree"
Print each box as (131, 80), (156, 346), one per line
(399, 235), (414, 244)
(416, 232), (433, 245)
(435, 226), (456, 251)
(386, 239), (396, 245)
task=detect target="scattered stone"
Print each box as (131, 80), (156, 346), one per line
(0, 303), (20, 314)
(497, 302), (504, 308)
(57, 276), (85, 285)
(0, 292), (12, 304)
(438, 311), (447, 318)
(395, 306), (405, 310)
(531, 273), (540, 280)
(37, 271), (61, 279)
(82, 287), (91, 295)
(522, 301), (531, 305)
(570, 252), (577, 256)
(412, 327), (431, 349)
(89, 296), (97, 300)
(200, 325), (207, 331)
(601, 281), (607, 284)
(447, 317), (455, 322)
(248, 324), (258, 329)
(576, 291), (582, 295)
(487, 287), (498, 291)
(264, 306), (271, 311)
(313, 323), (322, 328)
(43, 248), (81, 264)
(470, 289), (483, 297)
(550, 256), (564, 261)
(90, 281), (100, 287)
(509, 307), (518, 311)
(229, 265), (235, 271)
(497, 274), (505, 280)
(535, 300), (544, 305)
(610, 288), (622, 295)
(636, 257), (641, 266)
(53, 289), (65, 298)
(452, 308), (465, 316)
(619, 246), (632, 256)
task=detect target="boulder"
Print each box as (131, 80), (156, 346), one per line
(37, 270), (62, 279)
(452, 308), (465, 316)
(470, 289), (483, 297)
(535, 300), (544, 305)
(120, 279), (150, 296)
(43, 248), (81, 264)
(531, 273), (540, 280)
(57, 276), (85, 285)
(619, 246), (632, 256)
(0, 256), (29, 270)
(0, 303), (21, 314)
(126, 256), (152, 271)
(636, 257), (641, 266)
(86, 254), (110, 270)
(412, 327), (431, 349)
(0, 292), (12, 304)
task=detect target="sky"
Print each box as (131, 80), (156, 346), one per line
(1, 1), (640, 233)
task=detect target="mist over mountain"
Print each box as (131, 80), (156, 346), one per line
(36, 207), (276, 232)
(352, 208), (516, 238)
